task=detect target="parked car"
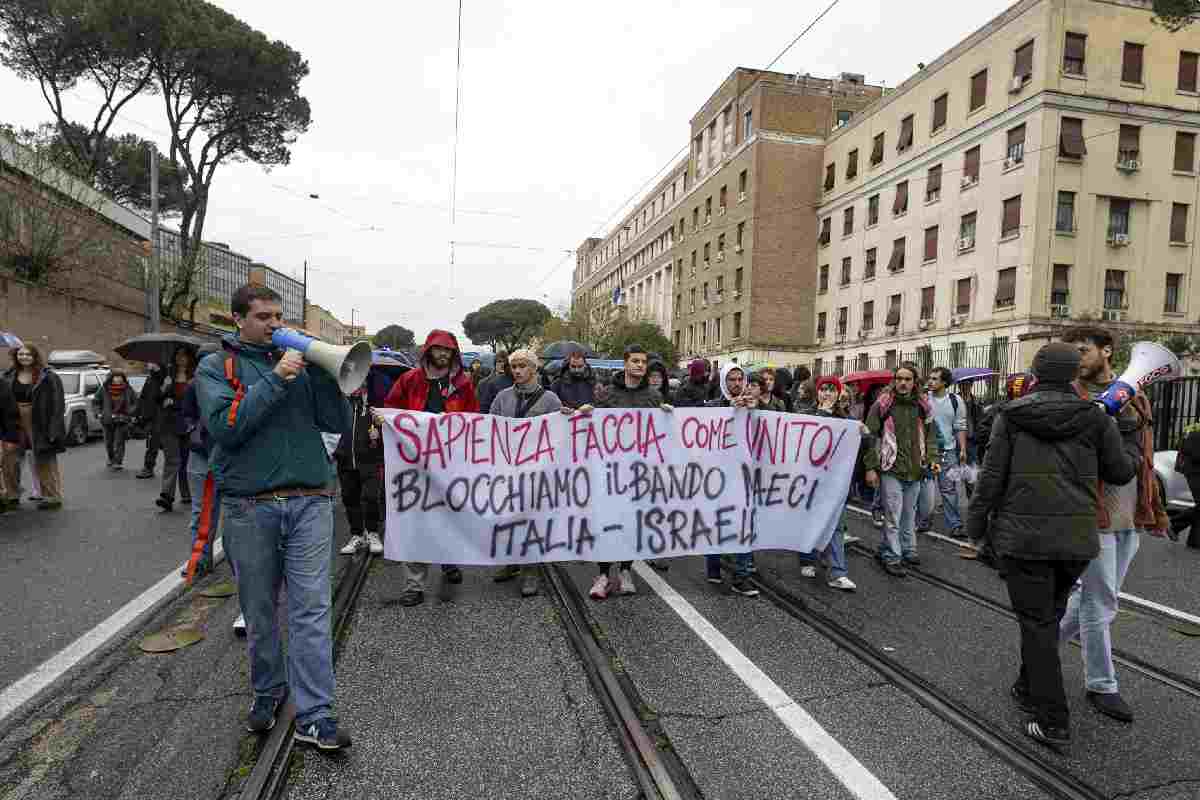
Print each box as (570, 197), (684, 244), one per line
(52, 366), (110, 446)
(1153, 450), (1194, 525)
(125, 374), (150, 439)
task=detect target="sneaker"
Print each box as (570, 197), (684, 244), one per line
(493, 565), (522, 582)
(1023, 718), (1070, 750)
(398, 590), (424, 607)
(155, 495), (173, 512)
(136, 469), (154, 479)
(799, 565), (818, 579)
(442, 566), (463, 584)
(916, 523), (933, 534)
(902, 554), (921, 566)
(827, 576), (857, 591)
(949, 527), (967, 540)
(619, 569), (636, 595)
(339, 535), (365, 555)
(246, 691), (287, 733)
(705, 574), (723, 585)
(294, 718), (352, 751)
(883, 561), (908, 578)
(233, 614), (246, 637)
(1010, 684), (1036, 714)
(521, 574), (539, 597)
(730, 578), (760, 597)
(1088, 691), (1133, 722)
(589, 575), (610, 600)
(113, 464), (124, 471)
(872, 510), (884, 529)
(365, 532), (383, 555)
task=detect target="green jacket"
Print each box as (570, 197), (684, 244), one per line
(195, 335), (351, 497)
(863, 391), (937, 482)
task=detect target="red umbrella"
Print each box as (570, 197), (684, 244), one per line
(842, 369), (893, 390)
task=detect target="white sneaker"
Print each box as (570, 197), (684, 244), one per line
(233, 614), (246, 636)
(339, 535), (365, 555)
(828, 576), (857, 591)
(589, 574), (610, 600)
(619, 569), (636, 595)
(365, 532), (383, 555)
(800, 565), (818, 578)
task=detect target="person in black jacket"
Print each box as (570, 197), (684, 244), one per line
(550, 349), (595, 410)
(1172, 427), (1200, 548)
(966, 342), (1135, 750)
(0, 374), (19, 511)
(478, 351), (513, 413)
(336, 379), (388, 557)
(674, 358), (710, 408)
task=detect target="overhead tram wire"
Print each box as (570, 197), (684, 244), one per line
(448, 0), (465, 299)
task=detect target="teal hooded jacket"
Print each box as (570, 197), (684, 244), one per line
(195, 335), (351, 497)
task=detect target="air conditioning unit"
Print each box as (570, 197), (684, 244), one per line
(926, 190), (940, 203)
(894, 208), (907, 218)
(1117, 158), (1141, 172)
(1102, 309), (1127, 322)
(858, 329), (869, 339)
(704, 259), (711, 268)
(718, 206), (727, 216)
(950, 314), (965, 327)
(961, 175), (978, 189)
(1003, 157), (1018, 170)
(1009, 75), (1025, 93)
(1050, 304), (1071, 318)
(716, 251), (725, 262)
(733, 290), (742, 299)
(704, 215), (712, 226)
(738, 191), (747, 202)
(816, 336), (825, 344)
(1109, 233), (1131, 246)
(958, 237), (975, 251)
(918, 319), (930, 330)
(734, 244), (743, 254)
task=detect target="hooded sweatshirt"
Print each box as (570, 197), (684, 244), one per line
(384, 330), (480, 414)
(706, 363), (746, 408)
(966, 388), (1135, 561)
(597, 368), (661, 409)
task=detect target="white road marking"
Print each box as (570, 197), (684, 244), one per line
(0, 540), (226, 725)
(634, 562), (897, 800)
(845, 504), (1200, 626)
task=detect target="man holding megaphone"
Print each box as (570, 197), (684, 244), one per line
(196, 284), (354, 751)
(1058, 327), (1170, 725)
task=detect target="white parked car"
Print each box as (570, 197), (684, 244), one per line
(1153, 451), (1194, 520)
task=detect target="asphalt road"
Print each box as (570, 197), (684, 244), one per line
(0, 437), (191, 693)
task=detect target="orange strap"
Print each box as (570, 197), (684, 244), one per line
(224, 354), (245, 426)
(184, 472), (218, 584)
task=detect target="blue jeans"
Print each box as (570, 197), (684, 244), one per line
(1059, 529), (1140, 694)
(936, 449), (962, 532)
(879, 475), (920, 564)
(705, 552), (753, 579)
(223, 494), (336, 727)
(798, 506), (849, 579)
(916, 474), (936, 530)
(187, 452), (220, 567)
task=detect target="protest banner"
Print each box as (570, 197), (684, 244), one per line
(381, 407), (861, 566)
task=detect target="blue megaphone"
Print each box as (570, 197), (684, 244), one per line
(271, 328), (373, 395)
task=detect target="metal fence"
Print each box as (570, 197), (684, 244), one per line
(1152, 376), (1200, 451)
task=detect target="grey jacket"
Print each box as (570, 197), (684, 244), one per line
(490, 384), (563, 418)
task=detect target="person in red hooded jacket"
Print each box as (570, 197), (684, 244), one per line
(383, 330), (480, 606)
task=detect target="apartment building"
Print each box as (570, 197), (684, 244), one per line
(573, 68), (883, 365)
(248, 263), (304, 325)
(813, 0), (1200, 375)
(305, 302), (350, 344)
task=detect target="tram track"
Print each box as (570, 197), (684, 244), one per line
(542, 564), (704, 800)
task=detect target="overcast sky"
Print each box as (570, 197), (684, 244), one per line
(0, 0), (1014, 347)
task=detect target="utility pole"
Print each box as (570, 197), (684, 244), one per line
(301, 259), (308, 327)
(147, 148), (161, 332)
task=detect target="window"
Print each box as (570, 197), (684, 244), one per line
(921, 286), (935, 320)
(716, 275), (725, 295)
(867, 194), (880, 226)
(1056, 191), (1076, 232)
(704, 197), (712, 224)
(1166, 273), (1183, 313)
(932, 93), (948, 132)
(1104, 270), (1126, 309)
(871, 132), (885, 166)
(738, 170), (748, 199)
(969, 69), (988, 111)
(814, 358), (824, 376)
(955, 277), (972, 314)
(995, 267), (1017, 308)
(743, 109), (753, 140)
(1002, 195), (1022, 238)
(824, 163), (836, 192)
(719, 185), (727, 212)
(1172, 203), (1190, 243)
(675, 293), (681, 312)
(835, 356), (845, 376)
(1181, 51), (1199, 92)
(893, 180), (909, 216)
(857, 353), (870, 371)
(846, 149), (859, 179)
(717, 233), (726, 254)
(862, 300), (874, 331)
(817, 312), (827, 338)
(916, 345), (933, 377)
(924, 225), (939, 262)
(888, 238), (906, 273)
(692, 207), (699, 230)
(819, 217), (831, 246)
(964, 146), (981, 183)
(960, 211), (977, 246)
(819, 264), (829, 293)
(886, 294), (902, 326)
(1109, 198), (1131, 238)
(1118, 125), (1140, 164)
(1064, 32), (1086, 75)
(703, 242), (711, 263)
(885, 350), (898, 370)
(690, 251), (697, 275)
(926, 164), (942, 202)
(702, 282), (709, 304)
(865, 248), (877, 279)
(844, 206), (854, 236)
(723, 106), (734, 149)
(1176, 132), (1196, 172)
(733, 311), (742, 338)
(837, 307), (848, 337)
(898, 114), (914, 152)
(1051, 264), (1070, 306)
(1014, 40), (1034, 80)
(1007, 124), (1026, 164)
(841, 256), (852, 285)
(735, 268), (743, 294)
(736, 222), (745, 251)
(837, 109), (853, 126)
(1059, 117), (1086, 158)
(689, 288), (696, 312)
(1122, 42), (1144, 84)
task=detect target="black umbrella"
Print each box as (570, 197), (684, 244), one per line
(114, 333), (207, 365)
(541, 340), (596, 360)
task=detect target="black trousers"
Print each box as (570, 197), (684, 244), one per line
(1003, 556), (1089, 729)
(1173, 475), (1200, 548)
(339, 463), (383, 536)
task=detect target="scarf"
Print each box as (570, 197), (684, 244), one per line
(873, 391), (930, 473)
(513, 380), (544, 418)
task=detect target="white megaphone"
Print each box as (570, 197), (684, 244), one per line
(271, 328), (373, 395)
(1095, 341), (1182, 415)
